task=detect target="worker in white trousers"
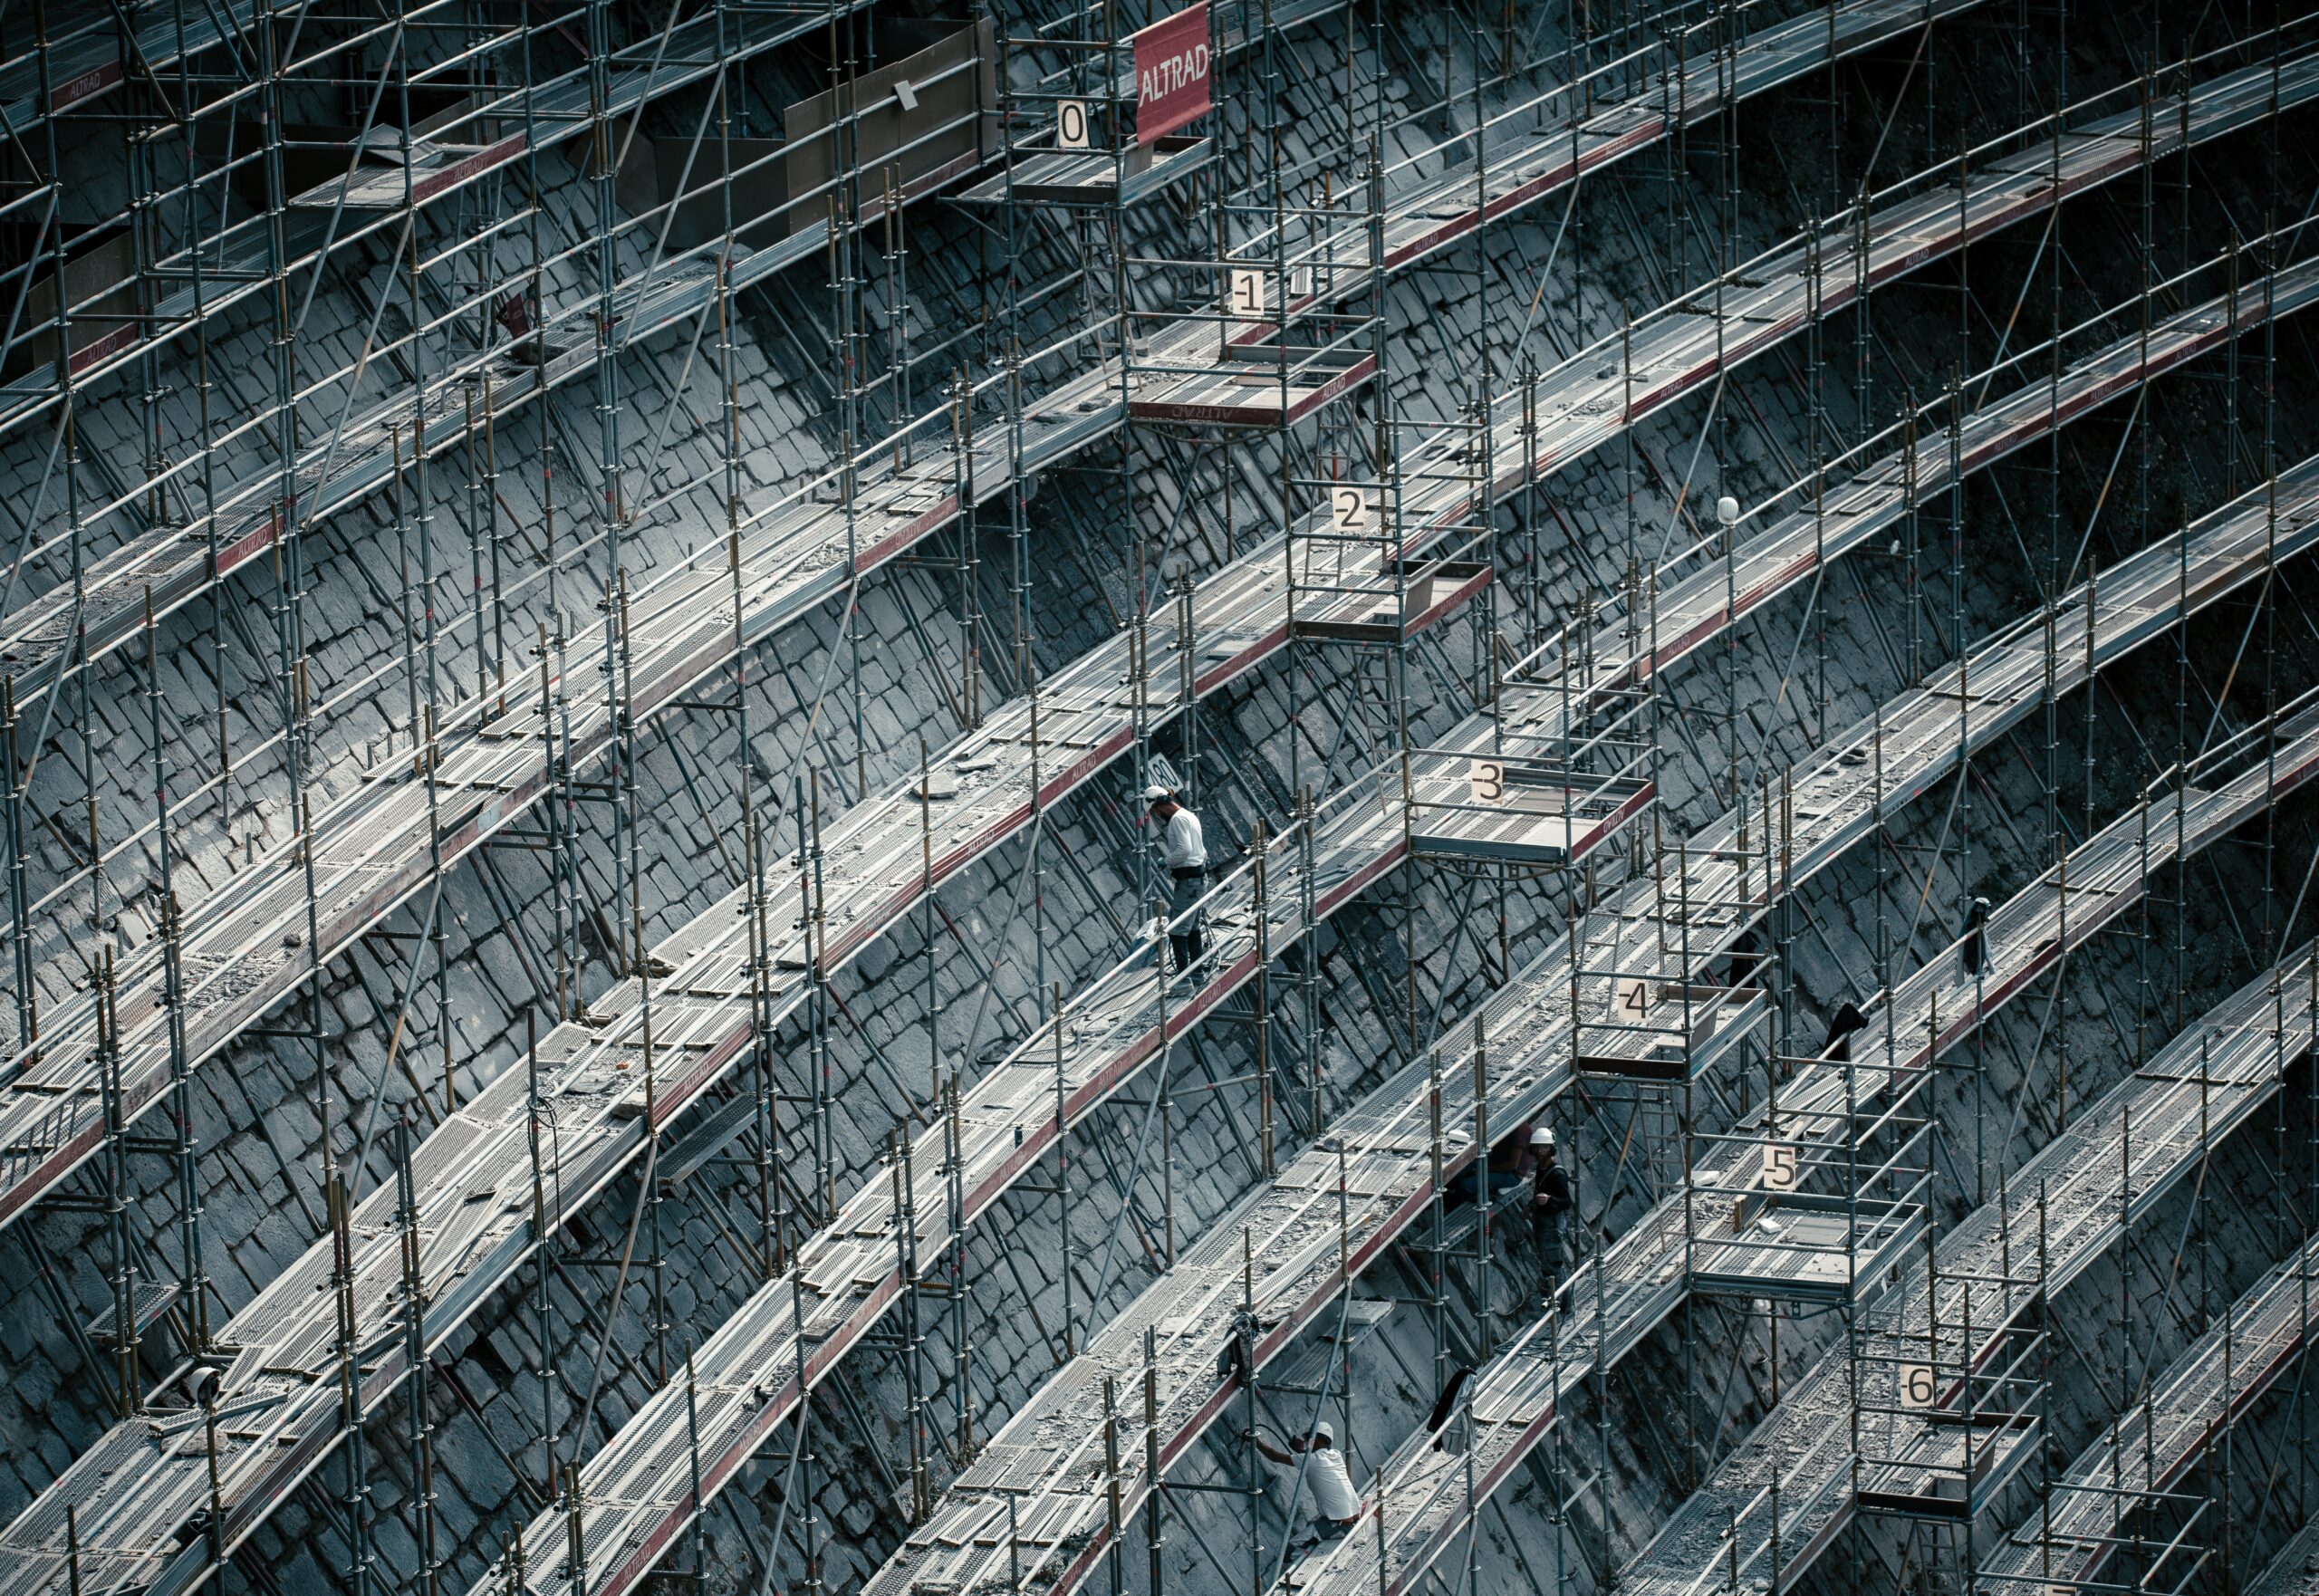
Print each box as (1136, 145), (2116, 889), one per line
(1146, 784), (1207, 970)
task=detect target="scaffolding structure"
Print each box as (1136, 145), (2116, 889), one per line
(8, 3), (2319, 1596)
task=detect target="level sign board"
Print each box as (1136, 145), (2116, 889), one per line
(1133, 2), (1212, 144)
(1227, 267), (1265, 319)
(1056, 99), (1091, 149)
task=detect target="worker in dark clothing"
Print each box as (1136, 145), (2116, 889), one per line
(1530, 1125), (1574, 1295)
(1147, 784), (1207, 971)
(496, 291), (544, 364)
(1960, 895), (1992, 977)
(1448, 1120), (1542, 1205)
(1422, 1366), (1476, 1449)
(1823, 1000), (1869, 1062)
(1445, 1123), (1574, 1297)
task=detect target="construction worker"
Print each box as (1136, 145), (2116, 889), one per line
(1531, 1125), (1573, 1295)
(1146, 784), (1206, 970)
(1448, 1119), (1542, 1205)
(1822, 999), (1869, 1062)
(1248, 1420), (1362, 1543)
(1960, 894), (1993, 977)
(1446, 1122), (1573, 1295)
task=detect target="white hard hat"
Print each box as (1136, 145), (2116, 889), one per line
(1717, 495), (1741, 525)
(1143, 784), (1172, 803)
(1310, 1420), (1334, 1445)
(1529, 1125), (1555, 1149)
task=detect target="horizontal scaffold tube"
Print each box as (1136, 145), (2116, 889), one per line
(0, 33), (2290, 1596)
(1283, 701), (2319, 1596)
(855, 455), (2319, 1596)
(0, 0), (1982, 1257)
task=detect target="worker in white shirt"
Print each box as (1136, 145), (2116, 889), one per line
(1146, 784), (1207, 970)
(1249, 1420), (1362, 1543)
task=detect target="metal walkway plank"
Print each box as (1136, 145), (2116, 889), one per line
(7, 31), (2292, 1594)
(1283, 711), (2319, 1596)
(852, 459), (2319, 1596)
(0, 0), (1989, 1238)
(1618, 953), (2314, 1596)
(1977, 1235), (2319, 1592)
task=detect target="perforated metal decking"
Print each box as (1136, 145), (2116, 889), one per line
(852, 464), (2319, 1596)
(5, 20), (2311, 1596)
(0, 0), (1994, 1254)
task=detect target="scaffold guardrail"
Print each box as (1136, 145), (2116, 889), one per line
(1620, 945), (2319, 1593)
(4, 24), (2285, 1273)
(9, 56), (2309, 1586)
(845, 456), (2319, 1596)
(1277, 700), (2319, 1596)
(0, 0), (2016, 1247)
(1977, 1235), (2319, 1593)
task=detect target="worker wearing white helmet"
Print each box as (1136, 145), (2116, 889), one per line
(1146, 783), (1208, 971)
(1531, 1124), (1574, 1295)
(1449, 1119), (1553, 1204)
(1249, 1418), (1361, 1542)
(1449, 1121), (1573, 1299)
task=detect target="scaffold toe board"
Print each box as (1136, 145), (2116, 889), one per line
(1289, 559), (1495, 643)
(1408, 757), (1653, 866)
(961, 136), (1214, 206)
(1131, 347), (1380, 428)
